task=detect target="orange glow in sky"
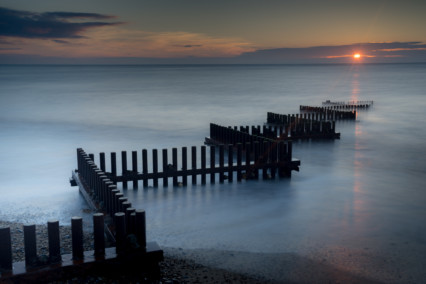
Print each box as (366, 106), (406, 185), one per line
(353, 53), (361, 59)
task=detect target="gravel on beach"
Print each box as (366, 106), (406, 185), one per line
(0, 221), (272, 283)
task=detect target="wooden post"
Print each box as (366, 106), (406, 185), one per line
(162, 149), (168, 187)
(114, 192), (124, 215)
(24, 224), (37, 266)
(111, 152), (117, 184)
(142, 149), (148, 187)
(0, 227), (12, 271)
(100, 152), (106, 172)
(153, 149), (158, 187)
(237, 143), (242, 181)
(270, 142), (277, 179)
(135, 210), (146, 250)
(192, 146), (197, 185)
(48, 220), (61, 263)
(219, 144), (225, 183)
(262, 141), (269, 179)
(89, 153), (94, 161)
(245, 142), (251, 179)
(121, 151), (128, 190)
(201, 146), (206, 185)
(210, 146), (216, 183)
(114, 213), (126, 255)
(107, 184), (116, 215)
(228, 144), (233, 182)
(182, 147), (188, 186)
(132, 151), (138, 189)
(126, 208), (136, 235)
(254, 141), (260, 179)
(71, 217), (84, 260)
(118, 197), (127, 213)
(93, 213), (105, 257)
(172, 148), (178, 186)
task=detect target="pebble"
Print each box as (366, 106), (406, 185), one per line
(1, 220), (272, 283)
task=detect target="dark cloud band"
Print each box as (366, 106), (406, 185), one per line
(0, 7), (122, 39)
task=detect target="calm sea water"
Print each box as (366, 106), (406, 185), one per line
(1, 64), (426, 280)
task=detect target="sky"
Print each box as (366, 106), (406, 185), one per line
(1, 0), (426, 64)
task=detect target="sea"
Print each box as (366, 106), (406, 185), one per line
(1, 63), (426, 282)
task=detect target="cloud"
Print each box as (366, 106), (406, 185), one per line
(52, 39), (70, 44)
(0, 7), (122, 39)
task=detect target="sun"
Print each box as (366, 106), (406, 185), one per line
(353, 53), (361, 59)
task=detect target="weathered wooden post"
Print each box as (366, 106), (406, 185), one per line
(192, 146), (197, 185)
(219, 144), (225, 182)
(126, 208), (136, 235)
(182, 147), (188, 186)
(114, 192), (124, 215)
(132, 151), (138, 189)
(71, 217), (84, 260)
(162, 149), (168, 187)
(172, 148), (178, 186)
(228, 144), (233, 182)
(121, 151), (128, 190)
(153, 149), (158, 187)
(135, 210), (146, 250)
(93, 213), (105, 257)
(201, 146), (206, 184)
(111, 152), (117, 184)
(245, 142), (251, 179)
(210, 146), (216, 183)
(142, 149), (148, 187)
(100, 152), (106, 172)
(48, 220), (61, 263)
(237, 143), (242, 181)
(254, 141), (260, 179)
(24, 224), (37, 266)
(0, 227), (12, 271)
(118, 197), (127, 213)
(114, 213), (126, 255)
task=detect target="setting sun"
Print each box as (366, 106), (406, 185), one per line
(354, 53), (361, 59)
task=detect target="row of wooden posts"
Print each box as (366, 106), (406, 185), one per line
(262, 114), (340, 139)
(321, 100), (373, 109)
(298, 106), (357, 119)
(78, 140), (300, 191)
(0, 211), (151, 275)
(77, 148), (139, 218)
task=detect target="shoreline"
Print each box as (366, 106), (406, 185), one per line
(0, 221), (271, 283)
(2, 220), (424, 283)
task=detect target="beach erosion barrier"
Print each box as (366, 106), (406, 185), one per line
(74, 142), (300, 192)
(298, 106), (357, 120)
(263, 114), (340, 139)
(0, 213), (163, 282)
(321, 100), (373, 109)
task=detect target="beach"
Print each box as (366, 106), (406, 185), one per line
(3, 219), (425, 283)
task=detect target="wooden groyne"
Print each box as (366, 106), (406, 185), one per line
(322, 100), (373, 109)
(264, 114), (340, 139)
(0, 213), (163, 282)
(76, 139), (300, 188)
(298, 106), (356, 120)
